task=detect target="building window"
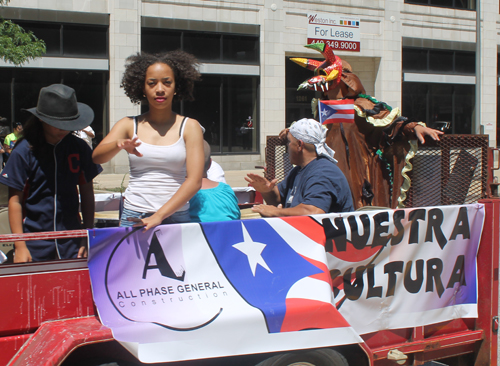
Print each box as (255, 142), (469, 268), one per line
(0, 68), (108, 147)
(187, 75), (259, 153)
(63, 24), (108, 58)
(405, 0), (475, 10)
(402, 46), (476, 134)
(402, 48), (475, 74)
(402, 83), (474, 134)
(223, 35), (259, 64)
(142, 29), (259, 65)
(285, 58), (322, 127)
(141, 26), (260, 154)
(183, 32), (221, 62)
(141, 29), (182, 53)
(0, 18), (109, 144)
(15, 20), (108, 58)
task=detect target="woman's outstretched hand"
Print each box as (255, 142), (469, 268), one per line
(118, 136), (143, 157)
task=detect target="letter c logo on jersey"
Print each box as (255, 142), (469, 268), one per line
(68, 153), (80, 173)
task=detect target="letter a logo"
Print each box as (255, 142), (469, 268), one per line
(142, 230), (185, 281)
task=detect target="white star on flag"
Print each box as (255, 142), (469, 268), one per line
(321, 108), (330, 118)
(233, 223), (273, 276)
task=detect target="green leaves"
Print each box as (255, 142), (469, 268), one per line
(0, 20), (46, 66)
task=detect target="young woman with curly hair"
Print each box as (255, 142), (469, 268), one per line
(93, 50), (204, 230)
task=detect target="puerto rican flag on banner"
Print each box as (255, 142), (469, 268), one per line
(87, 205), (483, 363)
(202, 217), (351, 333)
(87, 217), (362, 363)
(319, 99), (355, 124)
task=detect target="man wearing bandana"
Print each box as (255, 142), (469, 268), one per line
(245, 118), (354, 217)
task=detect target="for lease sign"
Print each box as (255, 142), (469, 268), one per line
(307, 13), (360, 52)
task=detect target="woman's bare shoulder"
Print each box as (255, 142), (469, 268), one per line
(110, 116), (135, 137)
(182, 117), (204, 136)
(184, 116), (200, 125)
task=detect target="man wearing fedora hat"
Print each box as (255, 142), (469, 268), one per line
(0, 84), (102, 263)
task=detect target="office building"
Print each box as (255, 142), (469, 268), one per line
(0, 0), (496, 173)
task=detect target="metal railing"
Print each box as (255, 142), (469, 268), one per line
(260, 134), (490, 208)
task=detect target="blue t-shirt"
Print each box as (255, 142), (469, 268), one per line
(0, 134), (102, 260)
(277, 157), (354, 213)
(189, 182), (241, 222)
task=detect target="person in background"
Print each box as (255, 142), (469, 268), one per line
(3, 122), (22, 163)
(92, 51), (204, 231)
(189, 141), (240, 222)
(0, 117), (6, 168)
(246, 118), (353, 217)
(0, 84), (102, 263)
(0, 142), (4, 169)
(207, 158), (226, 183)
(75, 125), (95, 149)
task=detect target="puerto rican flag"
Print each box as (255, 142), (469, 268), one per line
(201, 217), (350, 333)
(319, 99), (355, 124)
(87, 217), (363, 363)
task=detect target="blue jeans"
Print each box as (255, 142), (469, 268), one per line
(120, 207), (191, 227)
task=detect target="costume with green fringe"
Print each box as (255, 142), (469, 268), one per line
(292, 43), (424, 209)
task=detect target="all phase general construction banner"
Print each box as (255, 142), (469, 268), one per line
(87, 204), (484, 363)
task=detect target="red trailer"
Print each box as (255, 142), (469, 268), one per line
(0, 199), (497, 366)
(0, 134), (497, 366)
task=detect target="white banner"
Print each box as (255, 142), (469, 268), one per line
(88, 204), (484, 362)
(320, 204), (484, 334)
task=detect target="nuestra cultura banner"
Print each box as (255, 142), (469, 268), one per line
(323, 204), (484, 334)
(87, 204), (483, 363)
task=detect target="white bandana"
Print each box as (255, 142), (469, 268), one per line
(289, 118), (337, 163)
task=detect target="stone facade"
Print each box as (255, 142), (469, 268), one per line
(4, 0), (499, 172)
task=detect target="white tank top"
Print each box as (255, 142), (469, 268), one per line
(124, 116), (189, 213)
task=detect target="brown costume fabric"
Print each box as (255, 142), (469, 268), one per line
(292, 52), (422, 209)
(340, 71), (364, 97)
(324, 98), (419, 209)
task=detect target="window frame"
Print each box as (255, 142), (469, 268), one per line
(404, 0), (476, 10)
(14, 19), (109, 59)
(402, 47), (475, 75)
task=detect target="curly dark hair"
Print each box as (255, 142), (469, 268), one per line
(121, 50), (201, 105)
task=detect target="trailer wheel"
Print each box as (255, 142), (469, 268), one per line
(255, 348), (348, 366)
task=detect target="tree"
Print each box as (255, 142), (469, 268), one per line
(0, 0), (46, 66)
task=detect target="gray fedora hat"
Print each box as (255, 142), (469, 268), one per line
(24, 84), (94, 131)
